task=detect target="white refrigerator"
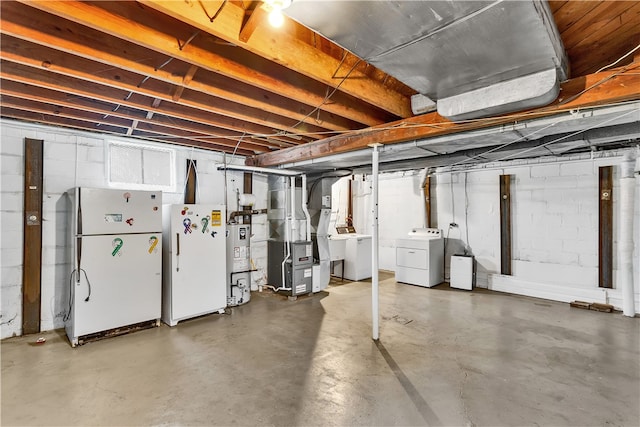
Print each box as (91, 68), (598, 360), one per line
(66, 188), (163, 347)
(162, 204), (227, 326)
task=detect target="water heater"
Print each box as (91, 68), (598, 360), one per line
(227, 224), (252, 306)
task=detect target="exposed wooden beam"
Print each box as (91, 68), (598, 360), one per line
(238, 4), (265, 43)
(0, 82), (275, 151)
(138, 0), (412, 118)
(0, 36), (332, 136)
(1, 107), (256, 156)
(172, 65), (199, 101)
(0, 95), (268, 153)
(15, 0), (391, 127)
(252, 66), (640, 166)
(0, 60), (303, 146)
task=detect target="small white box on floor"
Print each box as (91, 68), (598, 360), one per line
(450, 255), (474, 290)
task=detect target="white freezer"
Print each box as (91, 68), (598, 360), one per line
(162, 204), (227, 326)
(329, 234), (372, 281)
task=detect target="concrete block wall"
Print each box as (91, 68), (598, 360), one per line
(344, 152), (639, 313)
(0, 119), (263, 339)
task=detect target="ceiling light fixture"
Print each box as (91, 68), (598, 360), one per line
(263, 0), (291, 28)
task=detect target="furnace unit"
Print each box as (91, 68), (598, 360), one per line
(268, 240), (313, 297)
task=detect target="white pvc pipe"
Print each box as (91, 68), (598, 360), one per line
(371, 144), (381, 340)
(301, 174), (311, 241)
(217, 163), (302, 176)
(281, 177), (292, 291)
(290, 176), (297, 241)
(619, 151), (636, 317)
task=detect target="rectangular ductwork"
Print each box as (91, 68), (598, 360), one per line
(285, 0), (568, 120)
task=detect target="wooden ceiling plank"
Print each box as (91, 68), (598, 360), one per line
(548, 1), (568, 14)
(137, 0), (412, 118)
(560, 1), (637, 51)
(567, 3), (640, 53)
(568, 25), (640, 76)
(251, 67), (640, 166)
(0, 80), (273, 152)
(552, 1), (600, 34)
(0, 35), (333, 137)
(13, 0), (388, 127)
(0, 60), (302, 146)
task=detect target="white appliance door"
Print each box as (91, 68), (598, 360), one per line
(79, 188), (162, 235)
(170, 205), (227, 321)
(74, 233), (162, 336)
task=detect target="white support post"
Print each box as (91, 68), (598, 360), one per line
(620, 151), (636, 317)
(370, 143), (381, 340)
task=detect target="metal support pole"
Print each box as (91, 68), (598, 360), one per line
(370, 143), (381, 341)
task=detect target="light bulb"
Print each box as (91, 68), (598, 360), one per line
(268, 8), (284, 28)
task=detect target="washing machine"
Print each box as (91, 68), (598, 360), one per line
(395, 228), (444, 287)
(329, 226), (372, 281)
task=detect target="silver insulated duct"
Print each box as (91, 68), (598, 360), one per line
(285, 0), (568, 120)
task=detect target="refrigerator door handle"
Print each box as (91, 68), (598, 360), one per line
(176, 232), (180, 272)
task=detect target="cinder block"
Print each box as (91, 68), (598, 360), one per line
(551, 251), (580, 265)
(560, 161), (596, 177)
(1, 266), (22, 286)
(44, 141), (76, 161)
(0, 155), (23, 176)
(1, 248), (22, 268)
(0, 192), (23, 212)
(1, 175), (23, 193)
(531, 164), (560, 178)
(1, 212), (23, 233)
(563, 238), (596, 254)
(0, 137), (25, 156)
(35, 131), (60, 142)
(76, 161), (107, 184)
(516, 248), (550, 263)
(45, 159), (75, 178)
(44, 176), (76, 194)
(77, 142), (105, 163)
(466, 170), (499, 184)
(0, 283), (22, 339)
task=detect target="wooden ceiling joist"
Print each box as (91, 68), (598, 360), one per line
(0, 80), (283, 152)
(0, 106), (256, 156)
(15, 0), (395, 128)
(0, 94), (268, 153)
(0, 35), (334, 137)
(0, 60), (301, 150)
(251, 66), (640, 166)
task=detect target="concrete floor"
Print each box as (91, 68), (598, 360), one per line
(2, 272), (639, 426)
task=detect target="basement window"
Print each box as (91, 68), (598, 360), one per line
(108, 141), (175, 191)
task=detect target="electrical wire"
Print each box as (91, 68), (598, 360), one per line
(63, 268), (92, 322)
(441, 103), (640, 171)
(595, 43), (640, 74)
(492, 108), (639, 163)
